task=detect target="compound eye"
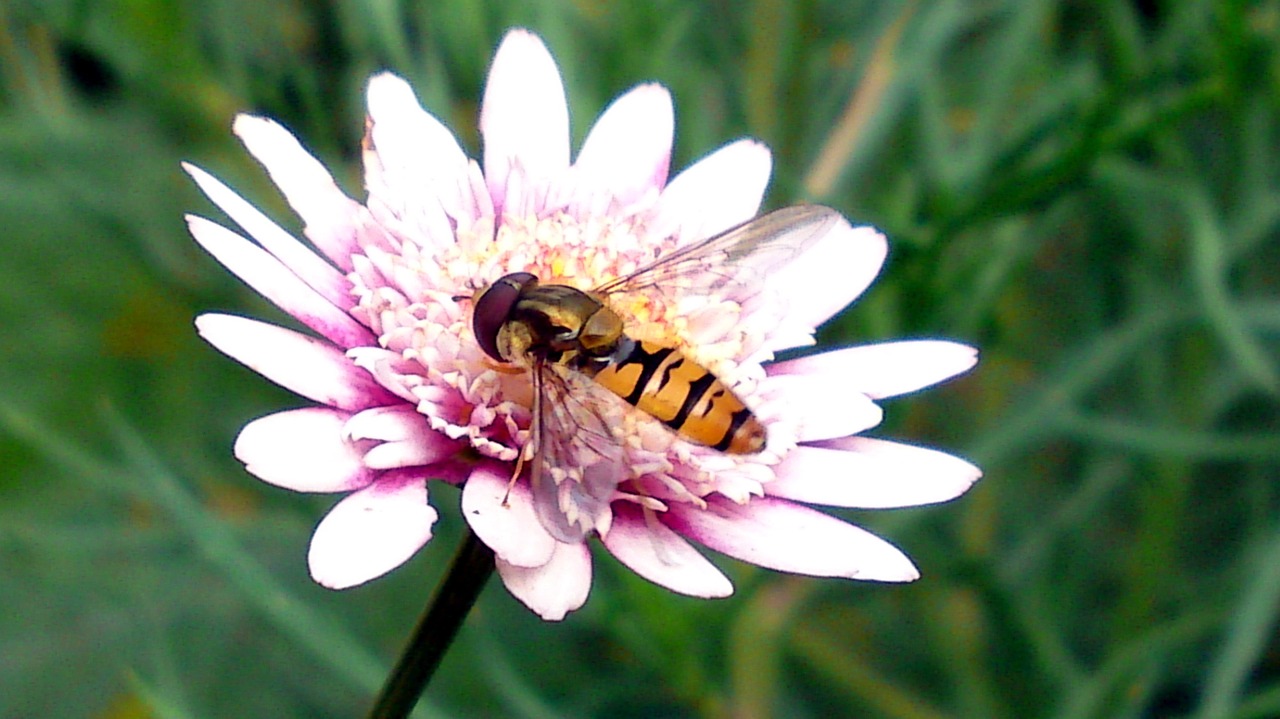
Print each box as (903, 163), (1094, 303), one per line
(472, 272), (536, 361)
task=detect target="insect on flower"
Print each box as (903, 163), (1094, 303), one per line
(466, 206), (838, 540)
(186, 28), (982, 621)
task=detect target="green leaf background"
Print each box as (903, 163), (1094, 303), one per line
(2, 1), (1278, 717)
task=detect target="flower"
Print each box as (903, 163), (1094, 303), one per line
(187, 28), (981, 621)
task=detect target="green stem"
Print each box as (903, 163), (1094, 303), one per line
(367, 528), (496, 719)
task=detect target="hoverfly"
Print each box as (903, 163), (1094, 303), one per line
(469, 204), (840, 540)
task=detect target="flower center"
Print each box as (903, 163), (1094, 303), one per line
(348, 209), (779, 511)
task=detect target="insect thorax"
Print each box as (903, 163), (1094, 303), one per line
(499, 284), (632, 368)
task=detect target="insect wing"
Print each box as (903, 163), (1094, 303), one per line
(593, 204), (840, 303)
(527, 359), (624, 542)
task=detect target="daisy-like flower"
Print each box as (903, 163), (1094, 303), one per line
(188, 29), (980, 621)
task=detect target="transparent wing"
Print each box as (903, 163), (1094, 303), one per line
(526, 360), (624, 543)
(593, 204), (840, 302)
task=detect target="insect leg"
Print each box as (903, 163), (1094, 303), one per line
(503, 365), (544, 507)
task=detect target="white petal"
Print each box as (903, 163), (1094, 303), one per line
(367, 73), (468, 170)
(364, 73), (472, 247)
(460, 462), (556, 568)
(602, 503), (732, 598)
(568, 84), (673, 211)
(362, 440), (454, 471)
(480, 29), (570, 213)
(235, 407), (374, 492)
(769, 439), (981, 508)
(184, 163), (353, 307)
(647, 139), (772, 248)
(763, 220), (887, 335)
(231, 115), (362, 268)
(771, 341), (979, 399)
(308, 479), (437, 589)
(665, 496), (919, 582)
(759, 372), (883, 442)
(195, 314), (400, 410)
(187, 216), (374, 348)
(496, 540), (592, 621)
(344, 406), (460, 470)
(344, 404), (435, 442)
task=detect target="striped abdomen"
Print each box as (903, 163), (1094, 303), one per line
(587, 340), (766, 454)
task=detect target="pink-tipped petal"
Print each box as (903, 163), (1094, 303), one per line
(308, 479), (437, 589)
(568, 84), (673, 211)
(364, 73), (472, 246)
(602, 503), (733, 598)
(195, 314), (400, 410)
(481, 29), (570, 212)
(496, 540), (592, 621)
(460, 462), (557, 568)
(235, 407), (374, 492)
(764, 221), (888, 334)
(187, 216), (374, 348)
(184, 163), (353, 308)
(231, 115), (362, 268)
(647, 139), (772, 248)
(768, 439), (981, 508)
(760, 373), (884, 442)
(771, 341), (979, 399)
(665, 496), (919, 582)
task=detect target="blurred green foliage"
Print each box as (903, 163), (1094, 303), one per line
(2, 0), (1279, 717)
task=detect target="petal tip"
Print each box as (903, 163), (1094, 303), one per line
(366, 72), (413, 109)
(230, 114), (262, 138)
(192, 312), (225, 337)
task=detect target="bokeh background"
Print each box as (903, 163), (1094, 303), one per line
(3, 1), (1279, 717)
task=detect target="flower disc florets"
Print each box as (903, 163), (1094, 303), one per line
(350, 202), (755, 475)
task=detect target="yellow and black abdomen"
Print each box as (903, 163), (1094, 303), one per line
(590, 340), (766, 454)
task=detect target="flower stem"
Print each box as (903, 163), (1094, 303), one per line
(367, 527), (495, 719)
